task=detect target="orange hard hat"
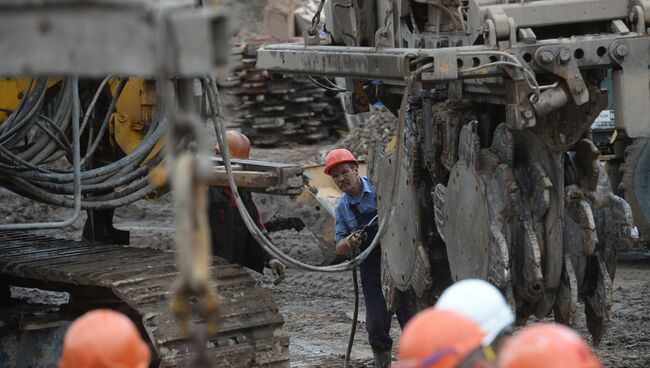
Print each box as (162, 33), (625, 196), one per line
(324, 148), (358, 175)
(397, 308), (487, 368)
(497, 323), (602, 368)
(59, 309), (151, 368)
(215, 130), (251, 159)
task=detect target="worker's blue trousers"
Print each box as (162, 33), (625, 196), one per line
(360, 261), (416, 353)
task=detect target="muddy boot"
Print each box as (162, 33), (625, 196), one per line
(373, 350), (392, 368)
(82, 208), (130, 245)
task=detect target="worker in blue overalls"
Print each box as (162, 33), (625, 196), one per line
(324, 148), (416, 368)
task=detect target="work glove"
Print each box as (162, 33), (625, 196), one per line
(268, 259), (286, 285)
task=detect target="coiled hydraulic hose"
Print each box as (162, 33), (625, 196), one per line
(0, 77), (163, 210)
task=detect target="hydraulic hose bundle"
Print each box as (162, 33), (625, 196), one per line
(0, 78), (165, 215)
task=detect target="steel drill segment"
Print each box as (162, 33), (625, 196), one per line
(219, 40), (346, 146)
(0, 231), (290, 367)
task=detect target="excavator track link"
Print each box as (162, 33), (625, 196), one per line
(0, 231), (289, 367)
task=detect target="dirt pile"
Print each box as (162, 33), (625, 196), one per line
(335, 108), (397, 160)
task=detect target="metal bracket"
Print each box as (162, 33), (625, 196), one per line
(375, 27), (395, 49)
(374, 7), (394, 48)
(504, 79), (536, 130)
(534, 45), (589, 106)
(303, 26), (321, 46)
(421, 48), (459, 82)
(610, 37), (650, 137)
(207, 157), (304, 195)
(634, 0), (650, 28)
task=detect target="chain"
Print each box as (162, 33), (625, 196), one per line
(308, 0), (326, 36)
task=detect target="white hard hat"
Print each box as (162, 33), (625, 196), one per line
(435, 279), (514, 346)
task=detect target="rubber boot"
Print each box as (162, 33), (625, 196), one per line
(82, 208), (130, 245)
(373, 350), (392, 368)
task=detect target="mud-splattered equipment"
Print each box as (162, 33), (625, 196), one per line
(258, 0), (647, 344)
(0, 231), (289, 367)
(497, 323), (602, 368)
(59, 309), (151, 368)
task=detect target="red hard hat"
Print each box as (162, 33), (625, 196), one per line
(397, 308), (486, 368)
(59, 309), (151, 368)
(497, 323), (602, 368)
(324, 148), (358, 175)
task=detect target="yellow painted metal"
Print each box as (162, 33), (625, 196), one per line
(108, 78), (158, 154)
(301, 162), (367, 206)
(107, 77), (165, 199)
(0, 78), (61, 122)
(384, 135), (397, 153)
(109, 78), (156, 131)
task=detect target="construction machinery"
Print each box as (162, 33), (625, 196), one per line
(0, 0), (303, 366)
(590, 97), (650, 249)
(257, 0), (650, 344)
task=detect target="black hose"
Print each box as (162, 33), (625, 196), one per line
(7, 116), (166, 183)
(344, 264), (359, 368)
(79, 78), (127, 169)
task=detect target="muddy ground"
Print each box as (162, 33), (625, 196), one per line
(2, 142), (649, 367)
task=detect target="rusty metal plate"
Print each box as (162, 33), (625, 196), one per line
(376, 151), (421, 290)
(442, 159), (491, 281)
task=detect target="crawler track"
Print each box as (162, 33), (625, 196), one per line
(0, 231), (289, 367)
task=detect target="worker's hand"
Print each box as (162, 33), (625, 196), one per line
(346, 231), (364, 250)
(269, 259), (286, 285)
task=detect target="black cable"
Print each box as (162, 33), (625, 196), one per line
(2, 174), (155, 210)
(6, 116), (166, 183)
(79, 77), (127, 169)
(344, 263), (360, 368)
(0, 79), (49, 144)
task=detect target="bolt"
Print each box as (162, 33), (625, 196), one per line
(523, 109), (534, 119)
(614, 44), (629, 57)
(540, 50), (554, 64)
(529, 93), (539, 104)
(558, 48), (571, 63)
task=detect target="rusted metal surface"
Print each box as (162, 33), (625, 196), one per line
(0, 231), (289, 367)
(208, 157), (304, 196)
(256, 0), (648, 343)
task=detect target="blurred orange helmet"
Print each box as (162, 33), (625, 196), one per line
(215, 130), (251, 159)
(397, 308), (487, 368)
(497, 323), (601, 368)
(59, 309), (151, 368)
(323, 148), (357, 175)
